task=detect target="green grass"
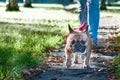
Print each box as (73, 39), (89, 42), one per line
(101, 2), (120, 14)
(115, 35), (120, 44)
(0, 20), (78, 79)
(111, 54), (120, 79)
(101, 8), (120, 14)
(0, 2), (78, 79)
(112, 34), (120, 79)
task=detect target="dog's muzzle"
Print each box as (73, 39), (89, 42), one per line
(71, 40), (86, 53)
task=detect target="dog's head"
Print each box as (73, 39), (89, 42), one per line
(66, 25), (88, 53)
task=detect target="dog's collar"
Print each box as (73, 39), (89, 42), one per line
(66, 22), (87, 39)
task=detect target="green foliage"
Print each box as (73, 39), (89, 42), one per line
(101, 2), (120, 13)
(115, 35), (120, 44)
(0, 19), (77, 79)
(112, 33), (120, 79)
(112, 54), (120, 78)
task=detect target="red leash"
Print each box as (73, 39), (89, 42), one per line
(81, 0), (88, 23)
(65, 0), (88, 39)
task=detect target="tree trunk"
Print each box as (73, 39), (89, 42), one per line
(23, 0), (32, 7)
(100, 0), (107, 10)
(6, 0), (19, 11)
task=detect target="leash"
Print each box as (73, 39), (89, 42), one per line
(81, 0), (88, 24)
(65, 0), (88, 39)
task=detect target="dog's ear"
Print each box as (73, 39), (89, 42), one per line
(68, 24), (74, 33)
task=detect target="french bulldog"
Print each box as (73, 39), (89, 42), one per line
(65, 24), (92, 68)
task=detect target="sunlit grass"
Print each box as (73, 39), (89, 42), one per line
(101, 8), (120, 13)
(101, 2), (120, 14)
(0, 19), (78, 79)
(115, 35), (120, 44)
(111, 54), (120, 79)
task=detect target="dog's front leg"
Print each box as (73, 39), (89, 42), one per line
(81, 54), (88, 68)
(83, 51), (91, 68)
(83, 56), (88, 68)
(66, 54), (72, 68)
(65, 48), (72, 68)
(83, 39), (92, 68)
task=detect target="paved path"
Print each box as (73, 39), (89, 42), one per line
(32, 16), (120, 80)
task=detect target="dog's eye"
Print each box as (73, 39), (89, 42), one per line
(80, 40), (86, 44)
(71, 40), (75, 44)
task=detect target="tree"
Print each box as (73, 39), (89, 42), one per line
(23, 0), (32, 7)
(100, 0), (107, 10)
(6, 0), (19, 11)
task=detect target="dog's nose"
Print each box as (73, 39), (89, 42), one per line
(73, 42), (86, 53)
(80, 40), (86, 45)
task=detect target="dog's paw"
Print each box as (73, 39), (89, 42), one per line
(83, 65), (90, 69)
(66, 61), (71, 68)
(74, 60), (78, 64)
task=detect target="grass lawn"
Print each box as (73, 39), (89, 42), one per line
(0, 2), (120, 80)
(0, 2), (79, 79)
(0, 20), (78, 79)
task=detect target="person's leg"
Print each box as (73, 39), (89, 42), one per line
(77, 0), (87, 24)
(87, 0), (100, 46)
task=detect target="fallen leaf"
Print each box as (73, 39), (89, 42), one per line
(48, 55), (63, 63)
(49, 78), (59, 80)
